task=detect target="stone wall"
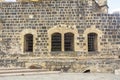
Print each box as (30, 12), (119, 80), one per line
(0, 0), (119, 72)
(22, 57), (120, 73)
(0, 1), (119, 55)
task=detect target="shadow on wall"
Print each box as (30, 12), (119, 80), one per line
(83, 69), (91, 73)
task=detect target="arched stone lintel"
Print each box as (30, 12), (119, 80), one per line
(48, 24), (78, 35)
(83, 25), (103, 36)
(83, 25), (103, 52)
(48, 24), (80, 52)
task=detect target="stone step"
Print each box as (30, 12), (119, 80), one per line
(0, 71), (61, 76)
(0, 68), (26, 70)
(0, 68), (48, 74)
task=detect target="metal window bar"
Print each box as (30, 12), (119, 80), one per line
(88, 33), (97, 52)
(24, 34), (33, 52)
(64, 33), (74, 51)
(51, 33), (61, 51)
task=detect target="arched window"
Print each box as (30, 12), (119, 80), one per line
(88, 33), (98, 52)
(51, 33), (61, 51)
(24, 34), (33, 52)
(64, 33), (74, 51)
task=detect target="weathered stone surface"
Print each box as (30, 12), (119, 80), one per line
(0, 0), (119, 73)
(115, 69), (120, 75)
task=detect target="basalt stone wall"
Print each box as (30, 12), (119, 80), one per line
(25, 58), (120, 73)
(0, 0), (120, 55)
(0, 58), (25, 67)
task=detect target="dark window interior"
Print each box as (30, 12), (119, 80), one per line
(64, 33), (74, 51)
(88, 33), (97, 52)
(51, 33), (61, 51)
(24, 34), (33, 52)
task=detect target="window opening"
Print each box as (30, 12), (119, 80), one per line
(51, 33), (61, 51)
(64, 33), (74, 51)
(88, 33), (98, 52)
(24, 34), (33, 52)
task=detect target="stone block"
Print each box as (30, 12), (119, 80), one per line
(115, 69), (120, 75)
